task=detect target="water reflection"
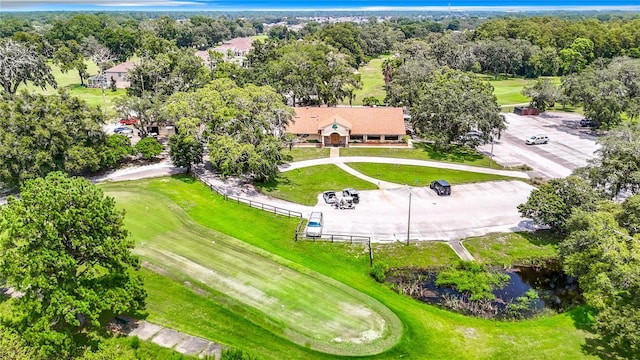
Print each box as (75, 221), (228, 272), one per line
(387, 264), (582, 319)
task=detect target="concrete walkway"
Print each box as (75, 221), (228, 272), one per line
(279, 156), (530, 180)
(119, 318), (224, 359)
(447, 240), (475, 261)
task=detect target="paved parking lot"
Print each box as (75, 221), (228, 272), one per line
(479, 112), (599, 179)
(313, 180), (536, 241)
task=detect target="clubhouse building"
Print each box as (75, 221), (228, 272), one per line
(287, 107), (407, 147)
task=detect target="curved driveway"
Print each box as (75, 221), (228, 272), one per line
(87, 155), (536, 242)
(201, 156), (535, 242)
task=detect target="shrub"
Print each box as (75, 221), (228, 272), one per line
(370, 262), (389, 283)
(135, 137), (163, 160)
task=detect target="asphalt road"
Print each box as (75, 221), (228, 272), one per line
(313, 180), (537, 242)
(479, 112), (599, 179)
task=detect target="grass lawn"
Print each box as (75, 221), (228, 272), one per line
(464, 231), (561, 266)
(480, 76), (562, 106)
(104, 183), (402, 357)
(282, 147), (330, 162)
(341, 142), (503, 168)
(349, 56), (387, 106)
(100, 176), (595, 359)
(374, 241), (460, 269)
(256, 164), (378, 205)
(346, 163), (518, 187)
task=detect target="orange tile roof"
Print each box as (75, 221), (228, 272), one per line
(288, 107), (406, 135)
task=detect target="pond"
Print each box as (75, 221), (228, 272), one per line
(386, 264), (582, 319)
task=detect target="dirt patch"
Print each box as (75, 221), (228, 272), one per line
(141, 260), (169, 276)
(184, 280), (208, 296)
(459, 327), (478, 339)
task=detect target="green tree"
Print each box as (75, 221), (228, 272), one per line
(168, 120), (203, 174)
(559, 37), (594, 74)
(561, 210), (640, 357)
(617, 195), (640, 235)
(0, 172), (146, 358)
(517, 176), (602, 233)
(53, 41), (89, 86)
(0, 326), (35, 360)
(135, 137), (163, 160)
(522, 78), (561, 112)
(580, 123), (640, 198)
(410, 68), (505, 147)
(0, 91), (106, 187)
(0, 39), (56, 95)
(100, 134), (135, 167)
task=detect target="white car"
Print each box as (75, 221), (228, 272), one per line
(525, 135), (549, 145)
(305, 212), (323, 237)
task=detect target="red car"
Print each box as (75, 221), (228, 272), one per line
(119, 118), (138, 125)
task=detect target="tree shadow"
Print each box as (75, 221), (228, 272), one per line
(171, 174), (196, 184)
(519, 229), (562, 247)
(413, 142), (485, 163)
(254, 175), (292, 193)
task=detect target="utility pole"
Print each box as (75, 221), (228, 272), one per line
(406, 191), (412, 245)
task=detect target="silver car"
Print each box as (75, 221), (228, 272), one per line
(305, 212), (323, 237)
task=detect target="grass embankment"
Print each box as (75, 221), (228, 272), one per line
(255, 164), (377, 205)
(374, 242), (460, 269)
(346, 163), (518, 187)
(103, 177), (594, 359)
(341, 143), (503, 169)
(464, 231), (560, 266)
(105, 182), (401, 357)
(282, 147), (330, 162)
(349, 56), (387, 106)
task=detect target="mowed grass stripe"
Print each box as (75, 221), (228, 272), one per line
(106, 188), (402, 356)
(346, 163), (518, 186)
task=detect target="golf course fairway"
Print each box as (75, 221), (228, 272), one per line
(105, 185), (402, 356)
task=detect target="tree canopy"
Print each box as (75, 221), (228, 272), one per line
(0, 39), (56, 95)
(162, 79), (293, 181)
(517, 175), (603, 233)
(0, 91), (124, 187)
(0, 172), (146, 358)
(409, 68), (505, 147)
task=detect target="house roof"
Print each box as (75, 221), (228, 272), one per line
(104, 61), (136, 73)
(288, 107), (406, 135)
(195, 50), (210, 61)
(213, 37), (254, 54)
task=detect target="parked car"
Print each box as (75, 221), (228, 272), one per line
(580, 118), (597, 127)
(119, 118), (138, 125)
(113, 126), (133, 135)
(525, 135), (549, 145)
(342, 188), (359, 203)
(430, 180), (451, 196)
(322, 191), (337, 204)
(305, 212), (323, 237)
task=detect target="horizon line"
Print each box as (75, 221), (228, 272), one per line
(3, 5), (640, 12)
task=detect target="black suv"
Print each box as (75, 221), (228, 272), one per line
(342, 188), (360, 203)
(430, 180), (451, 196)
(580, 118), (597, 127)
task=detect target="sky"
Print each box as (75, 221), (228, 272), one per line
(1, 0), (639, 12)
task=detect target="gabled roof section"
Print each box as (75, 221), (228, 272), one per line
(104, 61), (135, 73)
(213, 37), (254, 54)
(288, 107), (406, 135)
(319, 115), (351, 130)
